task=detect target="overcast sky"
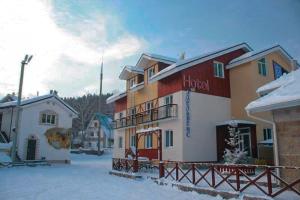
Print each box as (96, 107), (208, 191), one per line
(0, 0), (299, 98)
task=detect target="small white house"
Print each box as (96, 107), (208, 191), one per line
(0, 93), (78, 163)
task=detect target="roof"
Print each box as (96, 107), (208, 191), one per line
(246, 68), (300, 113)
(136, 53), (177, 67)
(106, 91), (126, 104)
(149, 42), (252, 83)
(119, 65), (144, 80)
(226, 45), (295, 69)
(216, 120), (255, 126)
(0, 94), (78, 115)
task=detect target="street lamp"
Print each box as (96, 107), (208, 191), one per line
(11, 54), (33, 162)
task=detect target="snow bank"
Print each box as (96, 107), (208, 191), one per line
(0, 152), (12, 163)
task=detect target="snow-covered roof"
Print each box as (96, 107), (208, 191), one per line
(256, 72), (293, 95)
(106, 91), (126, 104)
(119, 65), (144, 80)
(0, 94), (78, 115)
(149, 43), (252, 83)
(136, 127), (161, 133)
(227, 45), (294, 69)
(136, 53), (177, 67)
(246, 68), (300, 113)
(216, 120), (255, 126)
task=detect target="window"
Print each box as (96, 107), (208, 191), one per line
(129, 108), (136, 116)
(258, 58), (267, 76)
(273, 61), (288, 79)
(147, 67), (155, 80)
(41, 113), (56, 125)
(129, 78), (135, 88)
(118, 137), (123, 148)
(164, 95), (173, 105)
(130, 135), (136, 147)
(165, 130), (173, 147)
(0, 113), (2, 130)
(213, 61), (224, 78)
(146, 101), (153, 114)
(145, 134), (152, 148)
(263, 128), (272, 140)
(119, 112), (123, 119)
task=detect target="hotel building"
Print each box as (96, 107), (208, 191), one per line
(107, 43), (298, 162)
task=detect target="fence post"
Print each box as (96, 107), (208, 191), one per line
(211, 166), (215, 188)
(236, 166), (240, 191)
(159, 161), (165, 178)
(266, 167), (273, 196)
(192, 164), (196, 184)
(133, 159), (139, 173)
(176, 163), (179, 181)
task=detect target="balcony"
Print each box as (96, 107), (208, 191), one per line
(112, 104), (178, 129)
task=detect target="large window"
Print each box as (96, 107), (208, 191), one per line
(146, 101), (153, 114)
(213, 61), (224, 78)
(165, 130), (173, 147)
(41, 113), (56, 125)
(130, 135), (136, 147)
(119, 112), (123, 119)
(118, 137), (123, 148)
(273, 61), (288, 79)
(258, 58), (267, 76)
(147, 67), (155, 80)
(145, 134), (152, 148)
(164, 95), (173, 105)
(129, 108), (136, 116)
(263, 128), (272, 140)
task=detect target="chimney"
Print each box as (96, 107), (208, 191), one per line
(37, 91), (39, 96)
(179, 52), (186, 60)
(50, 90), (53, 94)
(53, 90), (58, 95)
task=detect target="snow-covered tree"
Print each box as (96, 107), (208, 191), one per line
(223, 122), (247, 164)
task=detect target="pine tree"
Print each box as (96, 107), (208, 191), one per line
(223, 123), (247, 164)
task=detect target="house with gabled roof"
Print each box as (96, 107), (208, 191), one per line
(0, 91), (78, 163)
(107, 42), (298, 163)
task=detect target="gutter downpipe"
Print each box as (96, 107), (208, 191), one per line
(246, 110), (280, 179)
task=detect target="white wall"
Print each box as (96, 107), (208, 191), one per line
(158, 91), (184, 161)
(113, 129), (125, 158)
(182, 91), (231, 161)
(15, 98), (75, 161)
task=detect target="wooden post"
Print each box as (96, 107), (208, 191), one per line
(176, 163), (179, 181)
(211, 166), (215, 188)
(192, 164), (196, 184)
(159, 161), (165, 178)
(236, 167), (240, 191)
(266, 167), (273, 196)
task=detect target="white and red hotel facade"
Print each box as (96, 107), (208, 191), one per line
(107, 43), (298, 163)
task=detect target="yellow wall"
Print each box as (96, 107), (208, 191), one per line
(230, 51), (293, 142)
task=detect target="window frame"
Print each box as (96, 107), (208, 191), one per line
(145, 134), (153, 149)
(164, 95), (173, 105)
(41, 113), (57, 126)
(258, 58), (267, 76)
(129, 77), (135, 88)
(165, 130), (173, 148)
(213, 61), (225, 78)
(263, 128), (272, 140)
(118, 137), (123, 148)
(147, 67), (155, 80)
(130, 135), (136, 147)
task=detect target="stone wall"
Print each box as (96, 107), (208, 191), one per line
(273, 106), (300, 190)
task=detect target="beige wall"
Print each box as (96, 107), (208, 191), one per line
(273, 106), (300, 190)
(230, 51), (293, 142)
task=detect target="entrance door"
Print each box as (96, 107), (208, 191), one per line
(27, 139), (36, 160)
(239, 128), (252, 156)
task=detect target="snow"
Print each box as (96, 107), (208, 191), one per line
(106, 91), (126, 104)
(0, 142), (12, 150)
(258, 139), (273, 145)
(246, 68), (300, 112)
(0, 152), (11, 163)
(0, 151), (226, 200)
(216, 120), (255, 126)
(136, 127), (161, 133)
(142, 53), (177, 63)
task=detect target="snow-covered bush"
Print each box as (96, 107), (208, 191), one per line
(223, 124), (248, 164)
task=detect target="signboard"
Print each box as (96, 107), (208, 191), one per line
(183, 75), (209, 92)
(185, 90), (191, 137)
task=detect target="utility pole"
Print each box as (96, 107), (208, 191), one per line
(97, 55), (103, 156)
(11, 55), (33, 162)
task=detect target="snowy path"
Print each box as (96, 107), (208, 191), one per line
(0, 152), (226, 200)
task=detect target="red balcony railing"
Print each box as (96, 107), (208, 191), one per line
(112, 104), (178, 129)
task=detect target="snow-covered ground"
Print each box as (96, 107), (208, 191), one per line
(0, 151), (227, 200)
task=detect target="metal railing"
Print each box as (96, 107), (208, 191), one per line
(112, 104), (178, 129)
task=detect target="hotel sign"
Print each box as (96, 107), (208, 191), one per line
(183, 75), (209, 92)
(185, 90), (191, 137)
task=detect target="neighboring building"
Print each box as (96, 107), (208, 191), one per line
(0, 92), (78, 163)
(83, 113), (113, 150)
(246, 68), (300, 189)
(107, 43), (298, 162)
